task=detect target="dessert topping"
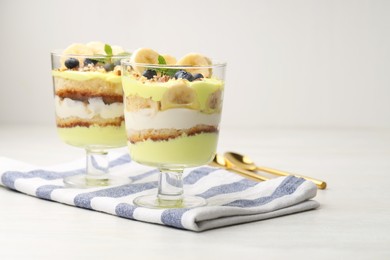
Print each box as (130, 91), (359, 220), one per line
(130, 48), (160, 71)
(58, 42), (130, 73)
(128, 48), (212, 81)
(177, 53), (212, 77)
(193, 73), (204, 80)
(142, 69), (157, 80)
(161, 54), (177, 65)
(103, 63), (115, 72)
(174, 70), (194, 81)
(84, 58), (98, 66)
(64, 58), (80, 69)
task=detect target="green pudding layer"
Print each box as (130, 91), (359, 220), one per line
(52, 70), (121, 83)
(57, 124), (127, 148)
(122, 77), (224, 111)
(129, 133), (219, 168)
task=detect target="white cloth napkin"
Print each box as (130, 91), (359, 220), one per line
(0, 152), (319, 232)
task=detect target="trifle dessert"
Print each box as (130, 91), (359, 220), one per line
(121, 48), (226, 208)
(52, 42), (128, 148)
(122, 48), (225, 167)
(51, 42), (131, 188)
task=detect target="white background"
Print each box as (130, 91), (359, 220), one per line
(0, 0), (389, 128)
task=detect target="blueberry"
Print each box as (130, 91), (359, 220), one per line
(174, 70), (194, 81)
(193, 73), (204, 80)
(64, 58), (79, 69)
(142, 69), (157, 79)
(84, 58), (98, 66)
(103, 63), (115, 72)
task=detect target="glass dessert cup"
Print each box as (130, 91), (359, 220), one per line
(121, 59), (226, 208)
(51, 50), (131, 188)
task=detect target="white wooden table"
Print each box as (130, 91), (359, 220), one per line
(0, 124), (389, 259)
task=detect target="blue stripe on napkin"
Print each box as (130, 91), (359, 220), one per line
(198, 178), (257, 199)
(115, 203), (138, 219)
(36, 185), (65, 200)
(183, 167), (218, 184)
(74, 182), (157, 209)
(224, 175), (305, 207)
(1, 169), (84, 189)
(161, 208), (190, 229)
(108, 154), (131, 167)
(130, 169), (159, 182)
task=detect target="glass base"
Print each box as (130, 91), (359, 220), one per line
(63, 175), (131, 188)
(133, 195), (207, 209)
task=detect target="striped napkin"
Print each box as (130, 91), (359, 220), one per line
(0, 152), (319, 232)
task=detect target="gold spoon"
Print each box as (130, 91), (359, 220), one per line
(209, 154), (268, 182)
(224, 151), (327, 190)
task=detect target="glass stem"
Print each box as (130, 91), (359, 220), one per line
(157, 169), (184, 204)
(86, 148), (109, 179)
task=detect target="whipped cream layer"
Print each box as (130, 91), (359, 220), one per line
(55, 96), (123, 119)
(125, 108), (221, 131)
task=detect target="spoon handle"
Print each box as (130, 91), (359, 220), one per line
(209, 163), (268, 182)
(231, 166), (269, 182)
(255, 166), (327, 189)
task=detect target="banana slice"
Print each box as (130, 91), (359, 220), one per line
(161, 80), (199, 110)
(61, 43), (94, 68)
(63, 43), (94, 56)
(130, 48), (160, 74)
(86, 41), (105, 55)
(177, 53), (212, 77)
(86, 42), (125, 56)
(112, 45), (126, 55)
(205, 89), (222, 113)
(161, 54), (177, 65)
(126, 95), (160, 113)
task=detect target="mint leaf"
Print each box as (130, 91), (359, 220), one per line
(87, 44), (129, 66)
(158, 55), (167, 65)
(159, 68), (179, 77)
(104, 44), (113, 56)
(91, 56), (108, 64)
(156, 55), (179, 76)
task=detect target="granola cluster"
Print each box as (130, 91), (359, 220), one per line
(57, 63), (122, 76)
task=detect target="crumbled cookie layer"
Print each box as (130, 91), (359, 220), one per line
(56, 116), (124, 128)
(54, 77), (123, 97)
(128, 124), (218, 143)
(56, 90), (123, 104)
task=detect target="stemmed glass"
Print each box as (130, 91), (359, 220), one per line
(121, 57), (226, 208)
(51, 48), (131, 188)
